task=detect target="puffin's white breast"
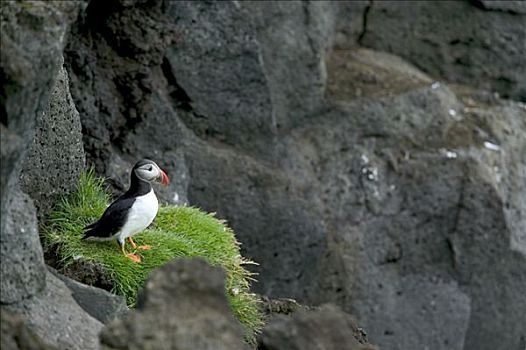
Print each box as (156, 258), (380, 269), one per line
(119, 189), (158, 240)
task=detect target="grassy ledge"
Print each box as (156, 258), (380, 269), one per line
(43, 170), (264, 343)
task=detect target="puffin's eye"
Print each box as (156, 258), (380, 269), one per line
(148, 166), (153, 171)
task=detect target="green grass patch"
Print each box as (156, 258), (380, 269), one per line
(43, 170), (264, 343)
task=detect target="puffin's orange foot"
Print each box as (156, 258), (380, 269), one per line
(138, 245), (151, 250)
(126, 253), (141, 263)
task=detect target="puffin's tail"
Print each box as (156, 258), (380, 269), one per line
(82, 222), (98, 240)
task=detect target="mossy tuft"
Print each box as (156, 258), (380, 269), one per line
(43, 170), (264, 343)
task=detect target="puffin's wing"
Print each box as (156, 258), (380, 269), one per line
(83, 221), (98, 230)
(82, 197), (136, 239)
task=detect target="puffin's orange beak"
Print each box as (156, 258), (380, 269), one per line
(160, 170), (169, 186)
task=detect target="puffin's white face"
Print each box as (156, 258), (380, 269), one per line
(134, 161), (169, 185)
(135, 162), (161, 182)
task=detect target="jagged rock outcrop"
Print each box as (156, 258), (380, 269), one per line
(260, 304), (376, 350)
(0, 0), (82, 305)
(3, 272), (104, 350)
(1, 3), (105, 350)
(64, 0), (189, 202)
(0, 309), (56, 350)
(20, 60), (85, 217)
(243, 1), (335, 131)
(100, 258), (247, 350)
(260, 297), (312, 317)
(0, 186), (44, 304)
(48, 267), (128, 325)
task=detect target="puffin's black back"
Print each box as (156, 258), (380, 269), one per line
(82, 196), (136, 239)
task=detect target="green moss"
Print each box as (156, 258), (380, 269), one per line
(43, 170), (264, 344)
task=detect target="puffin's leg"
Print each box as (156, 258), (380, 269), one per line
(129, 236), (151, 251)
(118, 240), (127, 255)
(128, 237), (137, 249)
(119, 239), (140, 263)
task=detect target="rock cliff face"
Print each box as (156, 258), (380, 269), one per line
(1, 1), (525, 350)
(62, 2), (526, 349)
(336, 1), (526, 101)
(1, 2), (104, 349)
(260, 304), (377, 350)
(20, 61), (85, 218)
(1, 0), (81, 305)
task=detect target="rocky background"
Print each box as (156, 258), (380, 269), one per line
(1, 1), (525, 350)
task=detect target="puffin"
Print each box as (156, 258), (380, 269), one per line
(82, 159), (170, 262)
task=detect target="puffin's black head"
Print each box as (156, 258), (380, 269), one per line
(132, 159), (169, 186)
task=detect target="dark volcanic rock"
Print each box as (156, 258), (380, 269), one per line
(326, 48), (432, 100)
(165, 1), (275, 155)
(1, 3), (104, 350)
(0, 186), (45, 304)
(100, 258), (246, 350)
(20, 60), (85, 217)
(260, 296), (312, 318)
(478, 0), (526, 14)
(64, 0), (325, 301)
(4, 272), (103, 350)
(303, 82), (526, 350)
(58, 259), (115, 292)
(64, 0), (188, 203)
(48, 267), (128, 325)
(0, 0), (82, 197)
(0, 309), (56, 350)
(184, 143), (326, 300)
(260, 304), (376, 350)
(0, 0), (83, 305)
(335, 1), (526, 101)
(61, 2), (526, 350)
(241, 1), (335, 130)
